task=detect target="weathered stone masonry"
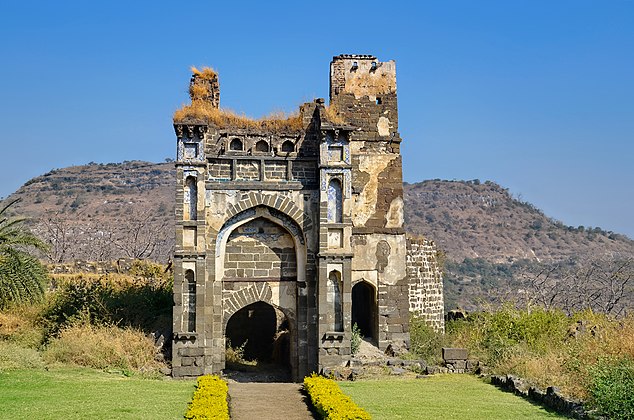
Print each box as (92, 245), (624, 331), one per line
(171, 55), (444, 380)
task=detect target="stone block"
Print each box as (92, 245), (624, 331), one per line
(442, 347), (468, 361)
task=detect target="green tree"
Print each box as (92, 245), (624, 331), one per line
(0, 199), (49, 308)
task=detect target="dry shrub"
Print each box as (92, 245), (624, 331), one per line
(44, 323), (162, 373)
(344, 72), (395, 98)
(44, 271), (172, 336)
(190, 66), (217, 80)
(446, 308), (634, 400)
(173, 101), (303, 132)
(0, 340), (44, 370)
(0, 305), (46, 348)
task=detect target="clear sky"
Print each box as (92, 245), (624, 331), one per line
(0, 1), (632, 238)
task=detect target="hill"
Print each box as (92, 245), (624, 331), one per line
(4, 162), (634, 310)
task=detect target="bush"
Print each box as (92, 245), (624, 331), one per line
(43, 323), (161, 373)
(351, 323), (362, 355)
(184, 375), (229, 420)
(409, 315), (446, 364)
(0, 305), (46, 348)
(588, 358), (634, 419)
(0, 340), (44, 370)
(303, 374), (370, 419)
(42, 272), (172, 338)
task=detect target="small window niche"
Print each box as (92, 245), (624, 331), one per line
(255, 140), (270, 153)
(229, 138), (243, 151)
(184, 176), (197, 221)
(183, 270), (196, 332)
(327, 179), (343, 223)
(327, 270), (343, 332)
(281, 140), (294, 153)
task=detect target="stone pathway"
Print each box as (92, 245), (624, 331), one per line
(228, 382), (316, 420)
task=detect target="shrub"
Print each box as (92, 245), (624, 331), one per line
(42, 272), (172, 337)
(351, 323), (362, 355)
(0, 340), (44, 370)
(0, 305), (46, 348)
(184, 375), (229, 420)
(303, 374), (370, 420)
(43, 323), (161, 373)
(409, 315), (446, 364)
(587, 358), (634, 419)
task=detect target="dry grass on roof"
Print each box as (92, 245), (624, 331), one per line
(190, 66), (217, 80)
(189, 83), (209, 100)
(173, 101), (304, 132)
(322, 103), (346, 125)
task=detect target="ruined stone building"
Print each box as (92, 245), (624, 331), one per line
(171, 55), (444, 380)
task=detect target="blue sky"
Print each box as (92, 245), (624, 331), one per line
(0, 1), (633, 238)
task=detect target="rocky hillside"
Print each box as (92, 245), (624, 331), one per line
(5, 162), (633, 310)
(404, 180), (633, 263)
(5, 161), (175, 263)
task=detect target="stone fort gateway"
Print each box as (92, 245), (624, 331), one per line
(171, 54), (444, 380)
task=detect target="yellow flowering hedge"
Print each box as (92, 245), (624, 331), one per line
(184, 375), (230, 420)
(303, 374), (371, 419)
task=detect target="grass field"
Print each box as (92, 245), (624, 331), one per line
(0, 368), (196, 419)
(339, 375), (565, 419)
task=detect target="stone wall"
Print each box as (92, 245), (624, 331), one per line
(407, 237), (445, 332)
(224, 218), (296, 280)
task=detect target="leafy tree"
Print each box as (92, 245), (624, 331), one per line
(0, 199), (49, 308)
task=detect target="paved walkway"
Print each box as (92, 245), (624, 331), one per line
(228, 382), (316, 420)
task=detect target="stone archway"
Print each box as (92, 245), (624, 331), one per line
(352, 281), (378, 342)
(217, 206), (305, 381)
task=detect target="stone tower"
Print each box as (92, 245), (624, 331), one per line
(171, 55), (444, 380)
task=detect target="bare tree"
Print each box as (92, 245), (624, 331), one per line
(519, 257), (634, 316)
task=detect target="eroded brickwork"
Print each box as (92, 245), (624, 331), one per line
(407, 238), (445, 332)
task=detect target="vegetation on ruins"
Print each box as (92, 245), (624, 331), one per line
(0, 199), (49, 309)
(190, 66), (217, 80)
(173, 101), (305, 132)
(174, 66), (305, 132)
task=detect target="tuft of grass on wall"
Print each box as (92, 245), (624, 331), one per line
(191, 66), (217, 80)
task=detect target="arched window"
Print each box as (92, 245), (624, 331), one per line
(184, 270), (196, 332)
(281, 140), (294, 152)
(327, 271), (343, 331)
(229, 138), (243, 151)
(327, 179), (343, 223)
(255, 140), (270, 153)
(184, 177), (197, 221)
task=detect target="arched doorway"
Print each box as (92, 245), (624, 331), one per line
(352, 281), (377, 342)
(225, 301), (291, 380)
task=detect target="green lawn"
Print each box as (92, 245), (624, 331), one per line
(0, 368), (196, 419)
(339, 375), (565, 419)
